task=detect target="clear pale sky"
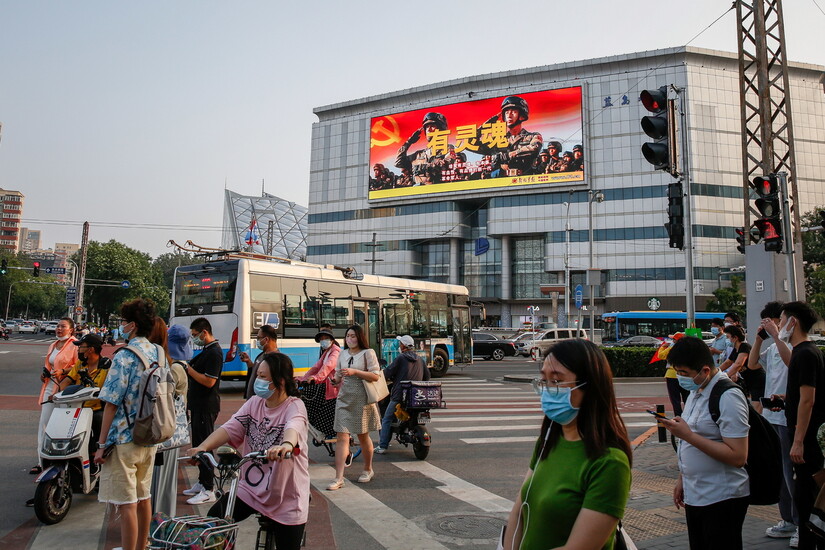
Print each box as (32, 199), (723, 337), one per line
(1, 1), (822, 257)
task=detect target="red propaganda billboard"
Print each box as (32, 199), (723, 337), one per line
(368, 86), (584, 200)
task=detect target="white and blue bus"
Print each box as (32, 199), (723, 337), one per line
(601, 311), (722, 342)
(170, 254), (472, 380)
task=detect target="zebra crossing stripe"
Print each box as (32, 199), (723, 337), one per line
(460, 436), (537, 444)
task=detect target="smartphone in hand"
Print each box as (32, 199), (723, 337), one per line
(646, 409), (671, 420)
(760, 397), (785, 410)
(758, 328), (770, 340)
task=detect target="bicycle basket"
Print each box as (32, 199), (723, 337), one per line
(148, 513), (239, 549)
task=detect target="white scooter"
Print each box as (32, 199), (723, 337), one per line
(33, 372), (101, 524)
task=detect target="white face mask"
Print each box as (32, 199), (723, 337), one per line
(56, 334), (70, 341)
(778, 318), (795, 343)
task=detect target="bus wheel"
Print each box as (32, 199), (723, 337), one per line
(430, 348), (449, 378)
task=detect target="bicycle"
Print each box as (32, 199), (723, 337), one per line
(148, 446), (302, 550)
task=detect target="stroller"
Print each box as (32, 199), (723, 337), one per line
(299, 382), (360, 461)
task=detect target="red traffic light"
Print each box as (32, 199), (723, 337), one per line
(753, 175), (778, 197)
(33, 261), (40, 268)
(754, 219), (782, 241)
(640, 87), (668, 113)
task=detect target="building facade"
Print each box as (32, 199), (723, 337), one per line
(306, 47), (825, 328)
(0, 189), (24, 254)
(18, 227), (41, 253)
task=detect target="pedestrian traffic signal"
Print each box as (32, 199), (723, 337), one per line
(32, 261), (40, 277)
(664, 182), (684, 250)
(752, 174), (783, 253)
(640, 86), (676, 176)
(735, 227), (747, 254)
(0, 259), (6, 275)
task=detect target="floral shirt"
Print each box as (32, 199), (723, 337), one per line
(98, 336), (159, 446)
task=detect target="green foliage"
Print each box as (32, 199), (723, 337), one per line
(801, 207), (825, 320)
(705, 275), (745, 320)
(601, 347), (667, 377)
(0, 251), (66, 319)
(153, 252), (196, 290)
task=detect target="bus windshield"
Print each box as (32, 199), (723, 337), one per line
(174, 265), (238, 316)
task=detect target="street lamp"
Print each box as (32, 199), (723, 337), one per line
(588, 190), (605, 340)
(562, 201), (572, 328)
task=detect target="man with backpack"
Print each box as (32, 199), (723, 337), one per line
(780, 301), (825, 549)
(94, 298), (165, 550)
(181, 317), (223, 505)
(659, 336), (750, 549)
(374, 335), (429, 454)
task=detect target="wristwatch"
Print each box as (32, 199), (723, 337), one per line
(97, 442), (108, 449)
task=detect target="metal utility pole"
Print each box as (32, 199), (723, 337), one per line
(364, 233), (384, 275)
(778, 171), (798, 301)
(587, 190), (604, 339)
(675, 88), (696, 328)
(76, 222), (89, 324)
(563, 201), (572, 328)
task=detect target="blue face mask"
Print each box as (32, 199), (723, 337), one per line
(256, 339), (267, 350)
(540, 383), (586, 425)
(120, 323), (132, 341)
(677, 371), (708, 392)
(253, 378), (275, 399)
(711, 327), (720, 335)
(192, 332), (205, 347)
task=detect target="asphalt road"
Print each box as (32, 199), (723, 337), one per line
(0, 336), (671, 548)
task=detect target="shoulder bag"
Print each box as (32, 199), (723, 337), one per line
(159, 360), (191, 450)
(357, 350), (389, 404)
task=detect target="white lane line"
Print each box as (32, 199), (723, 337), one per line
(461, 436), (536, 444)
(431, 415), (539, 423)
(435, 424), (539, 433)
(443, 398), (539, 404)
(439, 383), (504, 387)
(392, 462), (513, 513)
(625, 422), (660, 428)
(435, 408), (540, 414)
(0, 350), (12, 354)
(309, 464), (449, 550)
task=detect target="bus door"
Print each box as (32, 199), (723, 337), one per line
(451, 306), (472, 364)
(353, 300), (381, 361)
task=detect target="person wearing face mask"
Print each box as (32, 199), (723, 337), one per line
(749, 301), (800, 544)
(241, 324), (280, 399)
(708, 318), (728, 368)
(189, 352), (309, 550)
(296, 327), (341, 441)
(502, 339), (631, 550)
(659, 337), (750, 549)
(62, 334), (111, 454)
(778, 301), (825, 549)
(31, 317), (79, 475)
(182, 317), (223, 505)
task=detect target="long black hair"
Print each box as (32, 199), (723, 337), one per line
(537, 339), (631, 466)
(260, 352), (300, 397)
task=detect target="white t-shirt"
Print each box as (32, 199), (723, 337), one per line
(760, 342), (791, 426)
(678, 371), (750, 506)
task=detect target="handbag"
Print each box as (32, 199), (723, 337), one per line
(614, 521), (637, 550)
(352, 351), (389, 404)
(159, 394), (190, 450)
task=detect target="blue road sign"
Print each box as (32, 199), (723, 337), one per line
(574, 284), (584, 309)
(66, 286), (77, 306)
(121, 280), (131, 289)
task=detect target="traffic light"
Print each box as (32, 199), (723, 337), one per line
(735, 227), (747, 254)
(664, 182), (684, 250)
(0, 259), (6, 275)
(32, 261), (40, 277)
(752, 174), (783, 252)
(640, 86), (676, 175)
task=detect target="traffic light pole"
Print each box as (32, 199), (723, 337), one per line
(675, 87), (696, 328)
(777, 171), (798, 301)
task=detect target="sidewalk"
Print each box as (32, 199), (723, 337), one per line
(629, 430), (791, 550)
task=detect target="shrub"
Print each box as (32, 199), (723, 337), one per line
(600, 347), (667, 378)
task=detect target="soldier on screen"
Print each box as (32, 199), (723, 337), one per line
(475, 96), (543, 177)
(570, 144), (584, 171)
(394, 112), (449, 185)
(545, 140), (564, 173)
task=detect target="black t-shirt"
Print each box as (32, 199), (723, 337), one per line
(729, 342), (752, 364)
(187, 340), (222, 414)
(784, 341), (825, 437)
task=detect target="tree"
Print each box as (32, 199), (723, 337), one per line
(0, 252), (65, 319)
(705, 275), (746, 320)
(153, 252), (196, 290)
(801, 206), (825, 319)
(73, 240), (166, 325)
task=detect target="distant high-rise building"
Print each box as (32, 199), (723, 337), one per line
(55, 243), (80, 258)
(0, 189), (24, 253)
(19, 227), (41, 252)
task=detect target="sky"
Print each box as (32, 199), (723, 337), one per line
(1, 0), (823, 258)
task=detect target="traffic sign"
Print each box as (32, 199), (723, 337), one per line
(574, 284), (584, 309)
(44, 267), (66, 275)
(65, 286), (77, 307)
(121, 280), (131, 289)
(74, 306), (84, 314)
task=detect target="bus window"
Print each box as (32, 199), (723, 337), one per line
(284, 295), (319, 327)
(174, 267), (238, 316)
(429, 305), (449, 338)
(321, 299), (350, 327)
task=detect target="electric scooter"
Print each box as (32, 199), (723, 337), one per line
(388, 380), (444, 460)
(33, 372), (101, 524)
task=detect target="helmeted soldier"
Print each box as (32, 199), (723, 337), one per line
(476, 96), (543, 177)
(570, 144), (584, 171)
(545, 140), (564, 173)
(395, 112), (449, 185)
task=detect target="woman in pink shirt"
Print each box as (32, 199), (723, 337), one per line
(190, 352), (309, 550)
(297, 329), (340, 440)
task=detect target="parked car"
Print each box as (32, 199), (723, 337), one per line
(472, 332), (517, 361)
(7, 319), (24, 332)
(17, 322), (38, 334)
(513, 332), (539, 357)
(44, 321), (59, 335)
(603, 335), (664, 348)
(527, 328), (589, 359)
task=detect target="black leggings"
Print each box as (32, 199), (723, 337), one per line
(665, 377), (689, 417)
(207, 493), (305, 550)
(684, 496), (749, 549)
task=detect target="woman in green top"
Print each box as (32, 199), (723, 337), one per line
(503, 339), (633, 550)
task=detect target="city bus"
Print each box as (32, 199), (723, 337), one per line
(170, 254), (472, 380)
(601, 311), (721, 342)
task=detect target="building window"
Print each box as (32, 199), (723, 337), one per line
(512, 236), (554, 299)
(420, 241), (450, 283)
(460, 209), (501, 298)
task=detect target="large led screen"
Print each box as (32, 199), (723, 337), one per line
(368, 86), (584, 200)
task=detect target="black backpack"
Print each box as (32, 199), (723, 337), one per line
(709, 377), (782, 505)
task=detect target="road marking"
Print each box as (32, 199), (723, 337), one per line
(430, 415), (539, 423)
(309, 464), (450, 550)
(435, 424), (539, 433)
(439, 383), (504, 387)
(0, 350), (11, 354)
(442, 399), (539, 405)
(393, 462), (514, 513)
(625, 422), (659, 428)
(435, 408), (540, 414)
(460, 436), (536, 444)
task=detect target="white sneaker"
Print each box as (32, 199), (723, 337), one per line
(789, 529), (799, 548)
(357, 470), (374, 483)
(766, 520), (797, 538)
(186, 489), (216, 505)
(374, 446), (387, 454)
(182, 482), (204, 496)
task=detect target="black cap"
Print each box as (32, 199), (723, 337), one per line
(73, 334), (104, 350)
(314, 329), (336, 343)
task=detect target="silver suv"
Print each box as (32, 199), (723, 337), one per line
(528, 328), (589, 359)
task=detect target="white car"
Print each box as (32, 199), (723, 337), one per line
(44, 322), (59, 335)
(17, 322), (38, 334)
